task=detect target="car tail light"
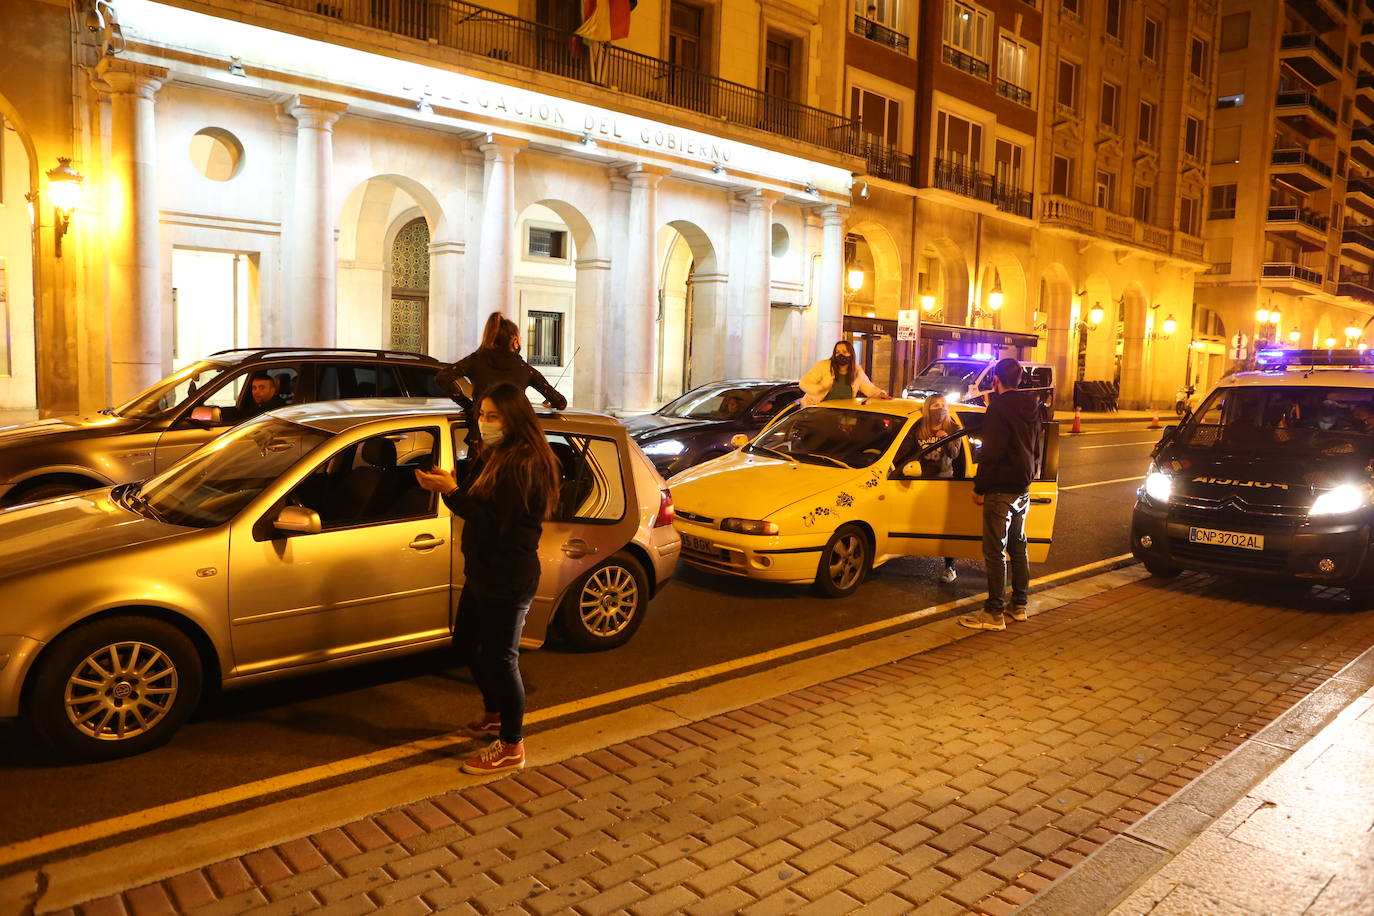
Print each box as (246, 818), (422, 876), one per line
(654, 488), (675, 527)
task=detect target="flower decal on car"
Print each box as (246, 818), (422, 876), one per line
(836, 491), (854, 508)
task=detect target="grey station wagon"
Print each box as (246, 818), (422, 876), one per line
(0, 399), (680, 761)
(0, 348), (445, 506)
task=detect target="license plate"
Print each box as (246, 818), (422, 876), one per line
(681, 533), (715, 553)
(1188, 527), (1264, 551)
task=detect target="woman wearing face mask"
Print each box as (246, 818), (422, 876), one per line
(800, 340), (889, 407)
(915, 395), (963, 583)
(415, 383), (561, 775)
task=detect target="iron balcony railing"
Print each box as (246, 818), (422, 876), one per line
(1275, 90), (1338, 123)
(942, 45), (991, 79)
(996, 79), (1033, 106)
(852, 15), (909, 54)
(1267, 205), (1330, 230)
(263, 0), (859, 155)
(933, 158), (1032, 217)
(1343, 225), (1374, 247)
(1279, 31), (1343, 69)
(856, 140), (913, 185)
(1338, 272), (1374, 301)
(1261, 262), (1324, 285)
(1271, 147), (1334, 177)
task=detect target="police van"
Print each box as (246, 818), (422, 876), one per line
(1132, 349), (1374, 603)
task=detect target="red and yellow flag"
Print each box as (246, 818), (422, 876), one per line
(575, 0), (633, 41)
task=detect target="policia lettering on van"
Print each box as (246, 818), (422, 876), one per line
(1131, 349), (1374, 605)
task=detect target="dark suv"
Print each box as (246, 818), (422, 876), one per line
(0, 348), (445, 506)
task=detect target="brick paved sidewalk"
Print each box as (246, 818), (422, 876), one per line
(57, 575), (1374, 916)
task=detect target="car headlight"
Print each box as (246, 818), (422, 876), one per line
(1310, 483), (1371, 516)
(721, 517), (780, 536)
(1143, 470), (1172, 503)
(642, 439), (686, 457)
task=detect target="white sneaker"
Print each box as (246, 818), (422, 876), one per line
(939, 566), (958, 584)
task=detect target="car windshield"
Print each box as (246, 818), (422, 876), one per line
(114, 361), (234, 419)
(1178, 384), (1374, 458)
(747, 406), (906, 468)
(912, 360), (986, 388)
(136, 418), (333, 527)
(659, 385), (763, 420)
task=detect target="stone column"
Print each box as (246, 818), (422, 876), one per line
(690, 272), (730, 385)
(738, 189), (782, 378)
(574, 257), (612, 410)
(476, 135), (527, 318)
(622, 165), (670, 414)
(100, 61), (167, 401)
(286, 96), (346, 346)
(816, 205), (845, 362)
(427, 239), (466, 361)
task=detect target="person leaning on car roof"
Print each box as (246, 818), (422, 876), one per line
(437, 312), (568, 413)
(800, 340), (889, 406)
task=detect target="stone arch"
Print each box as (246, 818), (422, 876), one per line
(0, 95), (38, 409)
(846, 219), (903, 319)
(916, 237), (969, 326)
(1077, 274), (1116, 385)
(1119, 281), (1150, 407)
(1040, 264), (1074, 405)
(336, 174), (449, 352)
(655, 218), (722, 399)
(976, 252), (1029, 335)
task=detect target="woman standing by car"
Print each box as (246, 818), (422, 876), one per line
(438, 312), (568, 412)
(915, 395), (963, 583)
(415, 383), (561, 775)
(800, 340), (889, 406)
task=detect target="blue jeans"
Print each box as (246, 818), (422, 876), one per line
(453, 583), (535, 744)
(982, 492), (1030, 614)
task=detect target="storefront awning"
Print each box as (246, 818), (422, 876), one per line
(843, 317), (1039, 349)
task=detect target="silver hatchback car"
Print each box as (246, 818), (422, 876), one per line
(0, 399), (680, 761)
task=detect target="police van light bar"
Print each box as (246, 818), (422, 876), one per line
(1254, 348), (1374, 369)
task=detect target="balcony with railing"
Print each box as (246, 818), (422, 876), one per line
(1038, 196), (1190, 256)
(1271, 147), (1335, 190)
(1360, 72), (1374, 100)
(1338, 270), (1374, 302)
(1342, 223), (1374, 253)
(857, 140), (913, 185)
(1289, 0), (1340, 33)
(942, 45), (991, 79)
(932, 158), (1032, 217)
(1279, 31), (1343, 84)
(1275, 90), (1339, 137)
(852, 15), (909, 54)
(1261, 261), (1325, 292)
(252, 0), (860, 156)
(1349, 176), (1374, 208)
(1354, 123), (1374, 154)
(1267, 205), (1332, 247)
(996, 79), (1033, 106)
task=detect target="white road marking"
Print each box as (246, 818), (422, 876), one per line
(0, 553), (1136, 867)
(1062, 475), (1146, 490)
(1075, 440), (1160, 450)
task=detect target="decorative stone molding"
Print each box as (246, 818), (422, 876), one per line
(287, 96), (348, 131)
(94, 60), (167, 98)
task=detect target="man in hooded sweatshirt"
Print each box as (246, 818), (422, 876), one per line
(959, 357), (1041, 631)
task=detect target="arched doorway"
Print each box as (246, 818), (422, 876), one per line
(915, 238), (969, 327)
(1039, 264), (1074, 406)
(388, 218), (429, 353)
(513, 202), (579, 404)
(0, 110), (36, 409)
(656, 220), (719, 401)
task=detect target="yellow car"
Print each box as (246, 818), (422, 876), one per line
(669, 399), (1060, 597)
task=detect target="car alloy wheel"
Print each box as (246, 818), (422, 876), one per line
(559, 552), (649, 650)
(814, 524), (872, 598)
(29, 616), (204, 762)
(64, 640), (179, 741)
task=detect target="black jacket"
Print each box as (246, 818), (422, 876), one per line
(973, 389), (1041, 495)
(442, 452), (547, 599)
(437, 348), (568, 411)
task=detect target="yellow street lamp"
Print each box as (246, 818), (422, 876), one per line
(987, 277), (1003, 311)
(1161, 314), (1177, 336)
(46, 158), (84, 257)
(847, 266), (865, 292)
(920, 294), (937, 312)
(1087, 302), (1105, 326)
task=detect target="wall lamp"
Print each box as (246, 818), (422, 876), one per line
(852, 178), (869, 199)
(46, 158), (84, 258)
(1086, 301), (1105, 326)
(1150, 303), (1177, 339)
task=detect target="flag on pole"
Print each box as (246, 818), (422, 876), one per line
(575, 0), (633, 41)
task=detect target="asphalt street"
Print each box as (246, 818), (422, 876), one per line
(0, 422), (1165, 863)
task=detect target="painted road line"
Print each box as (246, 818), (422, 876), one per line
(1076, 440), (1161, 450)
(0, 553), (1135, 869)
(1062, 475), (1146, 491)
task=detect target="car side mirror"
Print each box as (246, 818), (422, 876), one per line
(190, 405), (222, 425)
(273, 506), (322, 535)
(730, 434), (749, 448)
(898, 460), (924, 479)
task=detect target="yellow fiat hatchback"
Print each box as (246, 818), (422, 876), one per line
(669, 399), (1060, 597)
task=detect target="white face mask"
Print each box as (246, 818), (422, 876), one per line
(478, 421), (504, 446)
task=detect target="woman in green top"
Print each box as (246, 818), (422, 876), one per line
(800, 340), (889, 406)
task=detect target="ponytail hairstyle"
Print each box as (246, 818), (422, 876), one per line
(479, 312), (506, 349)
(468, 383), (561, 518)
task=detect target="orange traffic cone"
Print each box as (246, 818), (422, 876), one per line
(1148, 409), (1161, 429)
(1070, 406), (1083, 434)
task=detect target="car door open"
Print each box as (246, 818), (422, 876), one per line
(885, 428), (985, 560)
(1025, 421), (1060, 562)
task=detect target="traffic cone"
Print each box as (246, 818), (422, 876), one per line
(1148, 409), (1161, 429)
(1070, 406), (1083, 434)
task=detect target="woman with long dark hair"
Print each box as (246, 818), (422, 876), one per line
(437, 312), (568, 412)
(800, 339), (889, 406)
(415, 382), (561, 774)
(915, 394), (963, 583)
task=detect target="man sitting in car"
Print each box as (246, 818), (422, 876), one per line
(241, 370), (287, 419)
